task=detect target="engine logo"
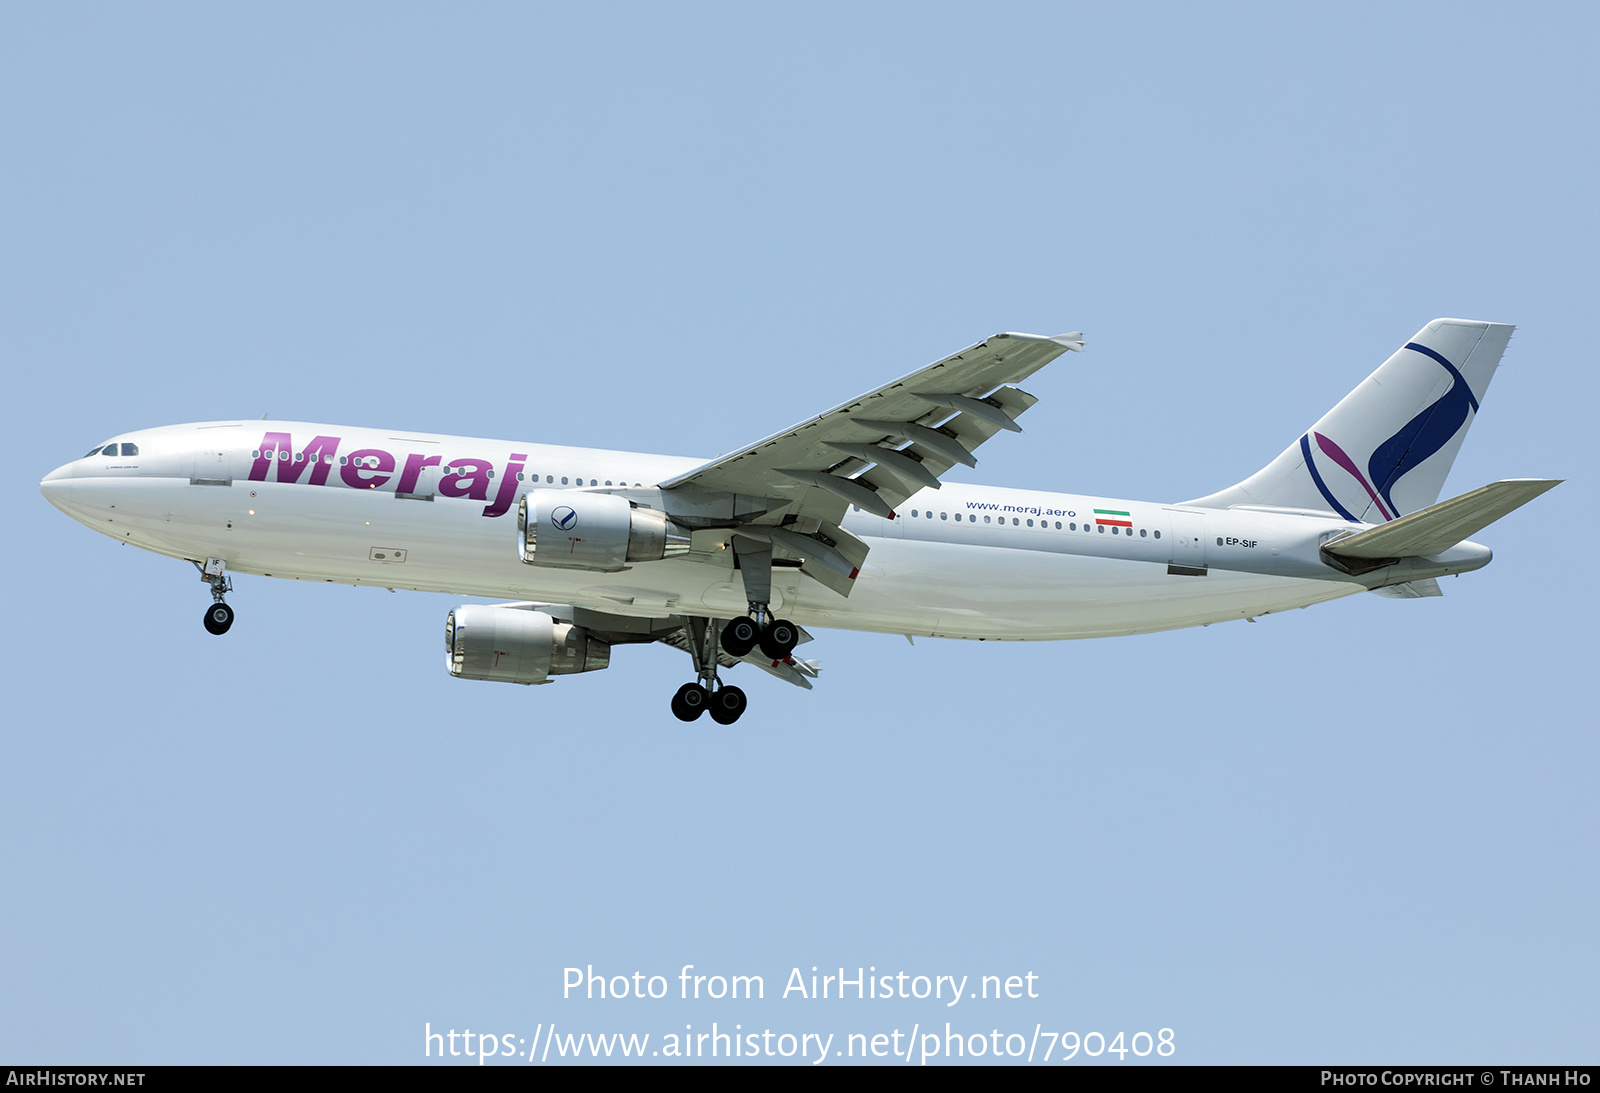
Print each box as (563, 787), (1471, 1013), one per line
(551, 506), (578, 531)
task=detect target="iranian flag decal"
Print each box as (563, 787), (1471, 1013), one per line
(1094, 509), (1133, 527)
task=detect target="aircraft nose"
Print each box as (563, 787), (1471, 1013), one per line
(40, 462), (76, 505)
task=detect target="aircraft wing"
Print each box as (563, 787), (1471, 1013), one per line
(659, 331), (1084, 524)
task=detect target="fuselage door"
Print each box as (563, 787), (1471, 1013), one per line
(1165, 508), (1208, 566)
(191, 445), (234, 485)
(398, 463), (439, 501)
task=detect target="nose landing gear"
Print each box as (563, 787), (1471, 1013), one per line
(194, 557), (234, 636)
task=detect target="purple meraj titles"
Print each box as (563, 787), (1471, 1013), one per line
(248, 432), (526, 518)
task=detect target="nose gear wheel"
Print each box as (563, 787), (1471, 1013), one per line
(202, 602), (234, 635)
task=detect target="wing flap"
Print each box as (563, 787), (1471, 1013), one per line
(657, 333), (1079, 521)
(1368, 578), (1444, 598)
(1324, 478), (1560, 560)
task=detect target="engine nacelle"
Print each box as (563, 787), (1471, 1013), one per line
(444, 605), (610, 685)
(517, 489), (690, 571)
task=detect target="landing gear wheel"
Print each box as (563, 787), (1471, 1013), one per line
(203, 602), (235, 636)
(707, 685), (748, 725)
(721, 617), (758, 658)
(671, 682), (710, 722)
(758, 618), (799, 660)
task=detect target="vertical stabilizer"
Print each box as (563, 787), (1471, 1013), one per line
(1185, 319), (1514, 521)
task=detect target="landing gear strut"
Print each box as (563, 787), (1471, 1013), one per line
(720, 536), (799, 661)
(671, 616), (748, 724)
(194, 557), (234, 636)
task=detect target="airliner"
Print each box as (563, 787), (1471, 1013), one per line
(40, 318), (1557, 723)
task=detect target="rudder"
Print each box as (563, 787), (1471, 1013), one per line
(1185, 319), (1514, 522)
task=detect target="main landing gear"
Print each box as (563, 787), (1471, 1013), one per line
(720, 535), (799, 660)
(671, 680), (747, 725)
(667, 534), (802, 725)
(195, 557), (234, 636)
(719, 613), (799, 661)
(672, 616), (749, 725)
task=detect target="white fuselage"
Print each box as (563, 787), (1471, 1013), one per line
(40, 420), (1494, 640)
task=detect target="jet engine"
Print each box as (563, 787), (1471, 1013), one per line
(517, 490), (690, 571)
(444, 604), (610, 685)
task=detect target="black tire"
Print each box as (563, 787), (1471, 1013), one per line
(203, 602), (234, 636)
(721, 616), (758, 658)
(671, 682), (709, 722)
(758, 618), (798, 660)
(707, 685), (747, 725)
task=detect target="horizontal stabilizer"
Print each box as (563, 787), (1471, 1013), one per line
(1324, 479), (1560, 560)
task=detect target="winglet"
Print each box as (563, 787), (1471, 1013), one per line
(1050, 332), (1085, 352)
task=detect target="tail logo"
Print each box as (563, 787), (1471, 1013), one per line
(1304, 342), (1479, 523)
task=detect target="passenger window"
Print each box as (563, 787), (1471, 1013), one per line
(252, 450), (261, 459)
(911, 509), (918, 517)
(1055, 521), (1062, 529)
(984, 515), (991, 523)
(1098, 525), (1105, 533)
(605, 480), (613, 486)
(1154, 530), (1161, 539)
(1217, 537), (1224, 546)
(1070, 522), (1076, 530)
(940, 512), (947, 520)
(295, 452), (304, 462)
(546, 475), (554, 483)
(339, 456), (348, 465)
(1026, 519), (1034, 527)
(1140, 528), (1148, 537)
(561, 477), (569, 485)
(1012, 518), (1019, 525)
(1112, 526), (1119, 534)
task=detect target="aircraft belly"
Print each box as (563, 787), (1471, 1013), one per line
(801, 538), (1358, 639)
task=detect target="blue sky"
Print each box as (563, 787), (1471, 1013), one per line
(2, 3), (1595, 1064)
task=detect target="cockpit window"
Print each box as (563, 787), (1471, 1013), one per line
(85, 444), (108, 457)
(100, 444), (118, 457)
(120, 443), (139, 456)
